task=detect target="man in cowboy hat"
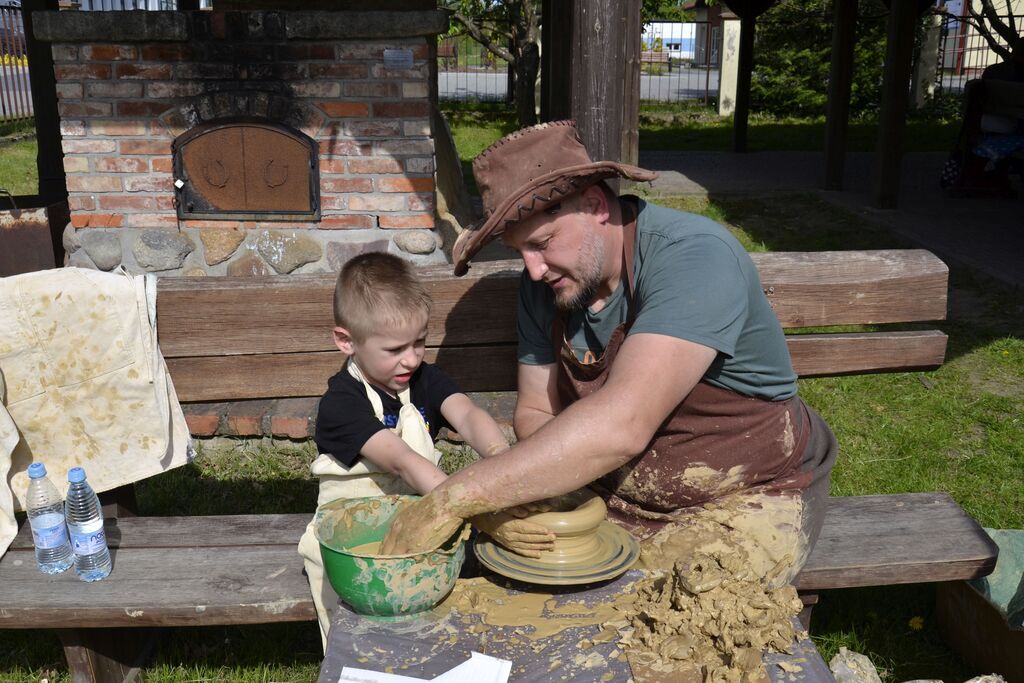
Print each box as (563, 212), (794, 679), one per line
(383, 121), (836, 584)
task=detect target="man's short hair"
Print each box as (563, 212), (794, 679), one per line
(334, 253), (431, 341)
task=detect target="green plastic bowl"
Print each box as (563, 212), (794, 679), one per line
(314, 495), (466, 618)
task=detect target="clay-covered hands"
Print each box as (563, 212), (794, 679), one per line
(380, 490), (465, 555)
(472, 510), (556, 559)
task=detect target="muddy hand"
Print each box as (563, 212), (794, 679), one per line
(380, 493), (463, 555)
(505, 501), (554, 518)
(472, 511), (556, 559)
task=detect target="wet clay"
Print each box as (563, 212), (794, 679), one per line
(620, 490), (808, 682)
(454, 490), (807, 682)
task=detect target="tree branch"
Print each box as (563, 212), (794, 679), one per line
(451, 10), (515, 63)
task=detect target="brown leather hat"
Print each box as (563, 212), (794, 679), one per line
(452, 120), (657, 276)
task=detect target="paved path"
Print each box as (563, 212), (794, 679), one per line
(638, 150), (1024, 288)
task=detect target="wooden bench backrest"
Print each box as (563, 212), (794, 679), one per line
(157, 250), (949, 403)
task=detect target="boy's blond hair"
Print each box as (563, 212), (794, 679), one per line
(334, 253), (431, 341)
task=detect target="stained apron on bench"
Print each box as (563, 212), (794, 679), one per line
(0, 267), (192, 556)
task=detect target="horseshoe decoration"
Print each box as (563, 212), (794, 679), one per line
(263, 159), (289, 188)
(202, 160), (231, 188)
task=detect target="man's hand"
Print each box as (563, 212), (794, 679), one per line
(380, 491), (464, 555)
(472, 511), (556, 559)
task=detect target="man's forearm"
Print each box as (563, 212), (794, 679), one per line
(439, 390), (646, 519)
(513, 405), (556, 440)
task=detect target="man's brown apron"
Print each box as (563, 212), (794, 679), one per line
(552, 200), (835, 566)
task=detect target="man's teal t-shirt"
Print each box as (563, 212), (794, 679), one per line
(516, 198), (797, 401)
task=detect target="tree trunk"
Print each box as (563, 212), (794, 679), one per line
(514, 41), (540, 126)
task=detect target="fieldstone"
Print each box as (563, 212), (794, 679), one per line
(199, 228), (245, 265)
(183, 268), (207, 277)
(325, 239), (389, 271)
(393, 230), (438, 255)
(256, 230), (322, 274)
(66, 249), (95, 270)
(226, 252), (272, 277)
(132, 230), (194, 271)
(964, 677), (1007, 683)
(80, 231), (123, 271)
(829, 648), (882, 683)
(61, 222), (81, 254)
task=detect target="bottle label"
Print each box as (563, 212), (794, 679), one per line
(30, 513), (69, 550)
(69, 518), (107, 556)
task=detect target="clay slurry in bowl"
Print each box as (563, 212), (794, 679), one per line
(474, 489), (640, 586)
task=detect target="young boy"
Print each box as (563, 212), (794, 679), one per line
(297, 253), (552, 648)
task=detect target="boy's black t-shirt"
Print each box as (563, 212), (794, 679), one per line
(314, 362), (460, 467)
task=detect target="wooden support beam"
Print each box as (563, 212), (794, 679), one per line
(570, 0), (634, 164)
(824, 0), (858, 190)
(21, 0), (66, 205)
(732, 14), (756, 153)
(540, 0), (572, 122)
(872, 0), (918, 208)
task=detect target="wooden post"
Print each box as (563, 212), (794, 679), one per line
(824, 0), (857, 190)
(620, 0), (641, 167)
(21, 0), (66, 204)
(540, 0), (572, 122)
(732, 14), (756, 153)
(570, 0), (636, 164)
(872, 0), (918, 208)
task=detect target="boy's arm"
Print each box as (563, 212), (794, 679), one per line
(439, 393), (509, 458)
(359, 429), (446, 495)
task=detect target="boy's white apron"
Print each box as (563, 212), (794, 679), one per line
(297, 359), (440, 649)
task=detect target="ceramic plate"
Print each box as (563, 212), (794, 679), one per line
(473, 521), (640, 586)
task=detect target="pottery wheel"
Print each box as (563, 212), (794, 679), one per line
(474, 521), (640, 586)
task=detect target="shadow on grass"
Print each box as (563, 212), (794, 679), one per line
(639, 119), (960, 154)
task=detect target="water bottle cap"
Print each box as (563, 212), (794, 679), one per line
(68, 467), (86, 483)
(27, 462), (46, 479)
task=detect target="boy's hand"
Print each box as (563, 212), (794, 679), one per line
(472, 511), (556, 559)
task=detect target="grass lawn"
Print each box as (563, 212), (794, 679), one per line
(2, 106), (1019, 683)
(0, 139), (38, 197)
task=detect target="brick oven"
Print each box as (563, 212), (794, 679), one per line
(33, 8), (448, 276)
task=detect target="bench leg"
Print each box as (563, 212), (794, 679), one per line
(99, 484), (139, 519)
(797, 591), (819, 630)
(57, 628), (159, 683)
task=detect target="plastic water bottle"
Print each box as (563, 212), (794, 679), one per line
(65, 467), (111, 582)
(25, 463), (74, 575)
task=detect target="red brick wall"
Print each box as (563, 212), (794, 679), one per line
(52, 37), (436, 235)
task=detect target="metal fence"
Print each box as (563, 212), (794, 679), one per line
(438, 22), (722, 105)
(639, 21), (721, 104)
(936, 12), (1023, 92)
(0, 2), (31, 121)
(437, 35), (512, 103)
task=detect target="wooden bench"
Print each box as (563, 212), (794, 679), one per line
(640, 50), (672, 72)
(0, 250), (999, 682)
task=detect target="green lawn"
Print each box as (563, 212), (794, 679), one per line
(2, 105), (1018, 683)
(0, 139), (38, 197)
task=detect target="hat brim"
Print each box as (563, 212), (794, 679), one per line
(452, 161), (657, 276)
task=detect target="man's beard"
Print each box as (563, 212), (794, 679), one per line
(554, 232), (605, 311)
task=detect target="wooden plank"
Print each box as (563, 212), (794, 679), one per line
(9, 514), (311, 551)
(155, 261), (521, 358)
(155, 251), (948, 359)
(0, 494), (995, 630)
(794, 493), (998, 590)
(787, 330), (948, 377)
(164, 331), (944, 401)
(0, 545), (315, 628)
(166, 345), (520, 401)
(751, 250), (948, 326)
